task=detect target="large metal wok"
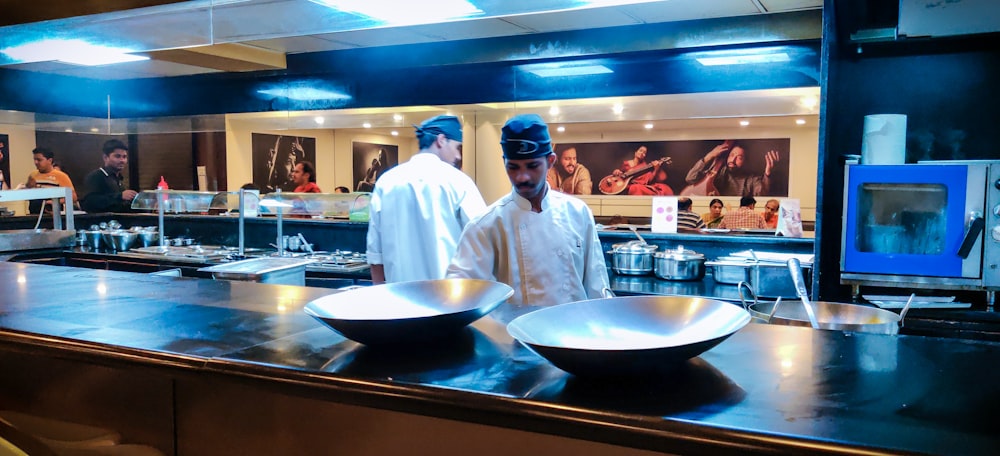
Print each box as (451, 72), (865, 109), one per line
(738, 282), (911, 335)
(304, 279), (514, 345)
(507, 296), (751, 377)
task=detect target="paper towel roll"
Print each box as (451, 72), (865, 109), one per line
(861, 114), (907, 165)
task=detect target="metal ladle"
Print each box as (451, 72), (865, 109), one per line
(629, 225), (647, 244)
(787, 258), (820, 329)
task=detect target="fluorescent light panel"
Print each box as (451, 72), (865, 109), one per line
(526, 65), (613, 78)
(313, 0), (483, 25)
(0, 39), (148, 66)
(696, 53), (790, 66)
(257, 88), (351, 101)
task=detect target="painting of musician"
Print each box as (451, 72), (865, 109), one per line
(352, 142), (398, 192)
(546, 146), (593, 195)
(599, 145), (673, 196)
(252, 133), (317, 193)
(683, 140), (780, 197)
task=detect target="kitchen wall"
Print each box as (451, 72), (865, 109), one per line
(0, 124), (38, 214)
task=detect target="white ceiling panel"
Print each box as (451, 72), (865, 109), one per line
(314, 27), (445, 48)
(758, 0), (825, 12)
(244, 36), (352, 54)
(404, 18), (535, 41)
(619, 0), (764, 23)
(502, 7), (644, 33)
(48, 59), (219, 79)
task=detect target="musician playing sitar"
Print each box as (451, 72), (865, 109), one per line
(611, 145), (674, 196)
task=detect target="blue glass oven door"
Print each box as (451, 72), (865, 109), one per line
(844, 165), (969, 277)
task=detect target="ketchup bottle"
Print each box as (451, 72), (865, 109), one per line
(157, 176), (169, 203)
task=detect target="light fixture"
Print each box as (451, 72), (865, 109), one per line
(796, 119), (806, 125)
(800, 96), (819, 109)
(363, 122), (372, 128)
(524, 64), (614, 78)
(257, 87), (351, 101)
(391, 131), (399, 136)
(393, 114), (403, 121)
(549, 106), (560, 116)
(692, 46), (793, 66)
(64, 128), (73, 132)
(314, 116), (325, 125)
(644, 123), (654, 130)
(739, 120), (750, 127)
(312, 0), (483, 25)
(0, 39), (148, 66)
(90, 127), (99, 132)
(612, 103), (624, 114)
(556, 126), (566, 133)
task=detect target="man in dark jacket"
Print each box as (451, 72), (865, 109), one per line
(80, 139), (137, 213)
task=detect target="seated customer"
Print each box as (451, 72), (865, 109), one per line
(762, 198), (780, 229)
(291, 161), (321, 193)
(701, 198), (725, 228)
(719, 195), (766, 230)
(676, 197), (706, 231)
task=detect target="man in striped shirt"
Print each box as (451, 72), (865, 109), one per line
(676, 197), (706, 231)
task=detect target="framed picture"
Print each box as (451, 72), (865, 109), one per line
(251, 133), (316, 192)
(0, 134), (10, 190)
(352, 142), (398, 192)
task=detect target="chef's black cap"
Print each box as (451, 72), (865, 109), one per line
(414, 115), (462, 142)
(500, 114), (552, 159)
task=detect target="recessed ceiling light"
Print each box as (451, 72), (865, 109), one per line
(800, 96), (819, 109)
(0, 39), (148, 66)
(696, 52), (791, 66)
(524, 64), (614, 78)
(612, 103), (624, 114)
(313, 0), (483, 25)
(796, 119), (806, 125)
(257, 87), (350, 101)
(644, 123), (654, 130)
(393, 114), (403, 121)
(739, 120), (750, 127)
(64, 128), (73, 132)
(90, 127), (99, 132)
(363, 122), (372, 128)
(556, 126), (566, 133)
(391, 131), (399, 136)
(549, 106), (560, 116)
(314, 116), (325, 125)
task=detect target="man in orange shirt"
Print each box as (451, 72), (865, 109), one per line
(291, 161), (322, 193)
(762, 199), (780, 229)
(26, 147), (77, 213)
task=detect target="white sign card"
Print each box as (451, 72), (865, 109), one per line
(651, 197), (679, 233)
(777, 198), (803, 238)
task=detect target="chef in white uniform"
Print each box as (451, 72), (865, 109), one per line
(446, 114), (609, 319)
(366, 115), (487, 283)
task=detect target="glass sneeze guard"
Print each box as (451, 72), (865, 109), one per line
(259, 192), (371, 221)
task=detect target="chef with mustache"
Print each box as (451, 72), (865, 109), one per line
(447, 114), (609, 321)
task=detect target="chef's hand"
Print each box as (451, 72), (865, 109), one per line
(764, 150), (780, 177)
(122, 190), (138, 201)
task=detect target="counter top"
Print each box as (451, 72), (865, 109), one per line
(1, 262), (999, 454)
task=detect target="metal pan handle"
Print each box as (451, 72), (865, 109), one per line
(737, 281), (757, 310)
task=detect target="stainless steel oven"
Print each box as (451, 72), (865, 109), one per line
(840, 160), (1000, 299)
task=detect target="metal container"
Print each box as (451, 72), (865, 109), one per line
(198, 257), (316, 285)
(708, 260), (812, 298)
(507, 295), (751, 377)
(304, 279), (514, 345)
(653, 246), (706, 281)
(101, 230), (138, 252)
(79, 230), (104, 250)
(607, 241), (657, 275)
(136, 230), (159, 248)
(0, 229), (75, 252)
(707, 260), (751, 284)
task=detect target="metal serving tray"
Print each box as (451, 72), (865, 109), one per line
(198, 257), (316, 285)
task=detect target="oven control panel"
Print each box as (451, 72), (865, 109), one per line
(986, 163), (1000, 287)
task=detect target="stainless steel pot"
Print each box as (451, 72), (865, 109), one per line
(607, 241), (657, 275)
(653, 246), (705, 281)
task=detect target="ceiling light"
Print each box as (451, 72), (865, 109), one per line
(64, 128), (73, 133)
(557, 126), (566, 133)
(393, 114), (403, 121)
(800, 96), (819, 109)
(796, 119), (806, 125)
(312, 0), (483, 25)
(693, 47), (792, 66)
(391, 131), (399, 136)
(314, 117), (325, 125)
(257, 87), (351, 101)
(363, 122), (372, 128)
(644, 123), (654, 130)
(549, 106), (560, 116)
(612, 104), (624, 114)
(524, 64), (614, 78)
(0, 39), (148, 66)
(740, 120), (750, 126)
(90, 127), (99, 132)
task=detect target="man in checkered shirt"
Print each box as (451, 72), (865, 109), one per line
(720, 195), (766, 230)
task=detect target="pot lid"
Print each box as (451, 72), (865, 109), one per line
(654, 245), (704, 260)
(612, 240), (657, 253)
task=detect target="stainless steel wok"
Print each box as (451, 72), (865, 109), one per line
(506, 296), (751, 377)
(304, 279), (514, 345)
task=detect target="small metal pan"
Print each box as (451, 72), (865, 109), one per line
(738, 282), (911, 335)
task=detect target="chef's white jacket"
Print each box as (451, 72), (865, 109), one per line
(446, 185), (609, 313)
(366, 153), (486, 283)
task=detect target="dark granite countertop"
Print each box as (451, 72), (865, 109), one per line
(2, 262), (999, 454)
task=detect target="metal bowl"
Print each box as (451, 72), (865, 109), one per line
(507, 296), (751, 377)
(747, 300), (906, 335)
(101, 230), (138, 251)
(80, 230), (103, 249)
(136, 230), (160, 247)
(304, 279), (514, 345)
